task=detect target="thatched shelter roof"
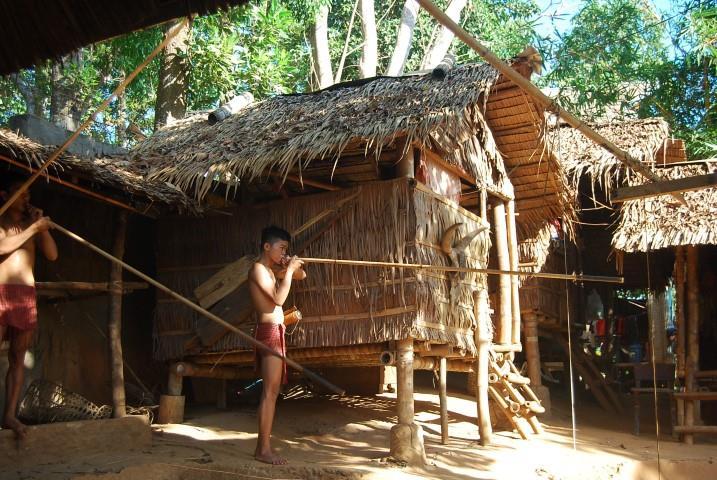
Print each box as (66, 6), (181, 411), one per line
(133, 60), (575, 234)
(0, 0), (248, 75)
(547, 117), (686, 196)
(612, 162), (717, 252)
(0, 129), (196, 213)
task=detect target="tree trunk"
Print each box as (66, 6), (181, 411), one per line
(116, 71), (128, 147)
(420, 0), (467, 70)
(11, 73), (38, 116)
(50, 54), (83, 131)
(386, 0), (420, 76)
(309, 5), (334, 89)
(359, 0), (378, 78)
(154, 19), (191, 130)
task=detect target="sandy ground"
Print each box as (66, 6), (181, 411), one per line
(3, 383), (716, 480)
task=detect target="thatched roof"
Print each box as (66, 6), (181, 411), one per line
(133, 60), (575, 234)
(0, 0), (248, 75)
(612, 162), (717, 252)
(547, 117), (686, 196)
(0, 129), (196, 213)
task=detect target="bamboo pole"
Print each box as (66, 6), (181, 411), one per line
(474, 288), (492, 446)
(0, 18), (192, 217)
(109, 211), (127, 418)
(684, 245), (700, 444)
(300, 258), (623, 283)
(675, 246), (686, 378)
(0, 154), (153, 217)
(49, 221), (345, 396)
(506, 200), (521, 345)
(439, 356), (449, 445)
(396, 338), (415, 425)
(524, 313), (542, 388)
(493, 201), (512, 345)
(415, 0), (685, 205)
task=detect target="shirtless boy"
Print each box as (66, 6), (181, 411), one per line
(0, 175), (58, 438)
(248, 226), (305, 465)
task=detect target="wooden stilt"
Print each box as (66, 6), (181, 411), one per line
(108, 211), (127, 418)
(390, 338), (426, 464)
(675, 246), (686, 378)
(493, 201), (512, 345)
(439, 357), (448, 445)
(684, 245), (700, 444)
(396, 142), (415, 178)
(474, 289), (492, 446)
(524, 313), (541, 388)
(506, 200), (521, 346)
(217, 379), (227, 409)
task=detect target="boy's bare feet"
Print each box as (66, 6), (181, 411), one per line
(2, 416), (28, 440)
(254, 448), (288, 465)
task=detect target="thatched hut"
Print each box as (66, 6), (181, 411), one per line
(0, 128), (193, 423)
(131, 57), (568, 453)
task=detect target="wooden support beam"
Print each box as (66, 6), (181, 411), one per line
(439, 357), (448, 445)
(506, 200), (521, 346)
(108, 211), (127, 418)
(612, 172), (717, 203)
(524, 313), (541, 387)
(685, 245), (700, 445)
(268, 172), (341, 191)
(675, 246), (686, 378)
(35, 281), (148, 294)
(493, 201), (512, 345)
(474, 289), (492, 446)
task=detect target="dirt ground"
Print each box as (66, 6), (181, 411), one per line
(3, 382), (716, 480)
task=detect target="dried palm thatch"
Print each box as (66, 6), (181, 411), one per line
(547, 117), (685, 197)
(153, 178), (491, 360)
(133, 60), (574, 234)
(0, 129), (196, 213)
(612, 162), (717, 252)
(518, 222), (555, 273)
(133, 64), (503, 198)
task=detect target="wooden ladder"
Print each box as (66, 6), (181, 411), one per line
(488, 348), (545, 439)
(552, 331), (624, 414)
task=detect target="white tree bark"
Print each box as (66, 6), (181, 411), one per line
(359, 0), (378, 78)
(420, 0), (467, 70)
(310, 4), (334, 89)
(386, 0), (420, 76)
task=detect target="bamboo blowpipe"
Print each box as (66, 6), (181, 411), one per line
(415, 0), (685, 206)
(300, 257), (623, 284)
(50, 222), (345, 396)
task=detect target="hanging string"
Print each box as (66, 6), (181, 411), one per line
(563, 242), (578, 450)
(646, 246), (663, 480)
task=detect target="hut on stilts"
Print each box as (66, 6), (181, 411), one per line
(131, 55), (575, 460)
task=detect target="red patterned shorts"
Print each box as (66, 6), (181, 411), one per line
(0, 284), (38, 332)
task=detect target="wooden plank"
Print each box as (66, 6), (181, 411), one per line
(673, 392), (717, 400)
(673, 425), (717, 434)
(612, 172), (717, 203)
(35, 281), (148, 293)
(194, 254), (255, 309)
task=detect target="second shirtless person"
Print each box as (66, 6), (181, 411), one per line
(248, 226), (305, 465)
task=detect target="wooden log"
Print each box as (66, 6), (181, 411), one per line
(493, 201), (512, 345)
(396, 338), (415, 425)
(675, 246), (686, 378)
(488, 385), (528, 439)
(524, 313), (542, 387)
(506, 200), (521, 346)
(396, 142), (414, 178)
(173, 362), (255, 380)
(612, 172), (717, 203)
(208, 92), (254, 124)
(685, 245), (700, 445)
(158, 395), (185, 424)
(439, 357), (448, 445)
(673, 425), (717, 434)
(35, 281), (148, 293)
(109, 211), (127, 418)
(474, 289), (492, 446)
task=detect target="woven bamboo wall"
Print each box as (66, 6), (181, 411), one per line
(153, 178), (490, 360)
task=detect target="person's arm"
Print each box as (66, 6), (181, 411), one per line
(250, 257), (304, 307)
(0, 219), (50, 256)
(275, 266), (307, 280)
(28, 207), (57, 261)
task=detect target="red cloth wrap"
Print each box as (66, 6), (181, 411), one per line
(255, 322), (287, 384)
(0, 284), (37, 331)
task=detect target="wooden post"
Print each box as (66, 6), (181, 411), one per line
(397, 142), (415, 178)
(684, 246), (700, 444)
(506, 200), (521, 346)
(675, 246), (686, 378)
(217, 379), (227, 409)
(439, 357), (448, 444)
(493, 201), (512, 345)
(474, 289), (493, 446)
(109, 211), (127, 418)
(524, 313), (541, 388)
(158, 367), (185, 424)
(480, 187), (488, 223)
(390, 338), (426, 464)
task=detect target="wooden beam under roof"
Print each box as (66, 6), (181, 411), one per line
(612, 172), (717, 203)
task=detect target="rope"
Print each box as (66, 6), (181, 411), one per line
(646, 247), (663, 480)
